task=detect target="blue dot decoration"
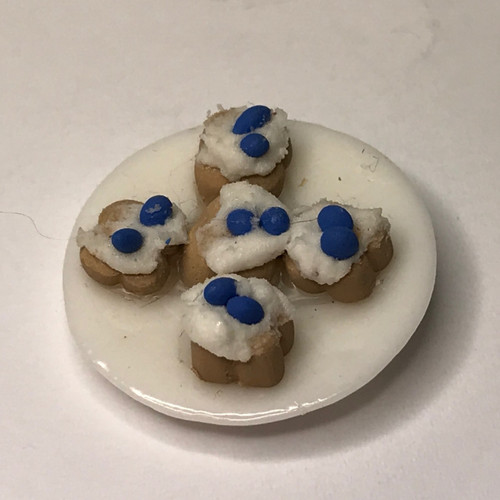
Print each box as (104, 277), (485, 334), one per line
(111, 228), (143, 254)
(203, 277), (238, 306)
(320, 226), (359, 260)
(226, 295), (265, 325)
(232, 105), (272, 135)
(259, 207), (290, 236)
(226, 209), (254, 236)
(317, 205), (354, 231)
(140, 195), (173, 226)
(239, 133), (270, 158)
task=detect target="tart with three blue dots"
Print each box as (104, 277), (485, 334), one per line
(284, 200), (393, 302)
(181, 181), (291, 287)
(181, 275), (294, 387)
(77, 196), (188, 295)
(194, 105), (292, 204)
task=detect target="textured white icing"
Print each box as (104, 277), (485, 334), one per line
(286, 200), (390, 285)
(196, 106), (290, 181)
(196, 182), (290, 273)
(77, 201), (188, 274)
(181, 275), (294, 362)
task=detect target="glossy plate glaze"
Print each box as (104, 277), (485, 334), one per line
(63, 121), (436, 425)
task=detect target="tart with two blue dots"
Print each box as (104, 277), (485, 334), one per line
(77, 196), (188, 295)
(194, 105), (292, 204)
(181, 181), (291, 287)
(284, 200), (393, 302)
(181, 275), (294, 387)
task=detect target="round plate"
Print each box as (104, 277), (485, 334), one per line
(63, 121), (436, 426)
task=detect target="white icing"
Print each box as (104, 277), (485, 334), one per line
(196, 182), (290, 273)
(196, 106), (290, 181)
(286, 200), (390, 285)
(77, 202), (188, 275)
(181, 275), (294, 362)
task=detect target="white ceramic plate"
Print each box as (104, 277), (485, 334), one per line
(63, 121), (436, 426)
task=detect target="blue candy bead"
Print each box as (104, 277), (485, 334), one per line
(259, 206), (290, 236)
(226, 296), (265, 325)
(320, 226), (359, 260)
(226, 209), (254, 236)
(203, 277), (238, 306)
(239, 133), (270, 158)
(232, 105), (272, 134)
(111, 228), (143, 254)
(317, 205), (354, 231)
(140, 195), (173, 226)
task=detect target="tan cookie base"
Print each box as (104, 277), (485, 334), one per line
(79, 199), (180, 296)
(181, 197), (280, 288)
(190, 320), (294, 387)
(194, 141), (292, 204)
(285, 232), (394, 303)
(80, 247), (171, 295)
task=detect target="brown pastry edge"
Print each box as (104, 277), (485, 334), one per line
(285, 231), (394, 303)
(190, 320), (295, 387)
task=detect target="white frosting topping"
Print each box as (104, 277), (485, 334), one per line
(181, 275), (294, 362)
(196, 182), (290, 273)
(77, 201), (188, 275)
(196, 106), (290, 181)
(286, 200), (390, 285)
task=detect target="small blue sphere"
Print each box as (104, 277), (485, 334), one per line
(203, 277), (238, 306)
(317, 205), (354, 231)
(226, 209), (254, 236)
(140, 195), (173, 226)
(232, 105), (272, 135)
(320, 226), (359, 260)
(111, 228), (143, 254)
(226, 295), (265, 325)
(239, 133), (270, 158)
(259, 206), (290, 236)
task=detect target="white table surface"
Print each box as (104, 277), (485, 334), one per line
(2, 1), (499, 499)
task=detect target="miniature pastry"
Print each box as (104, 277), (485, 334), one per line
(77, 195), (188, 295)
(181, 275), (294, 387)
(284, 200), (393, 302)
(194, 105), (292, 203)
(181, 181), (291, 287)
